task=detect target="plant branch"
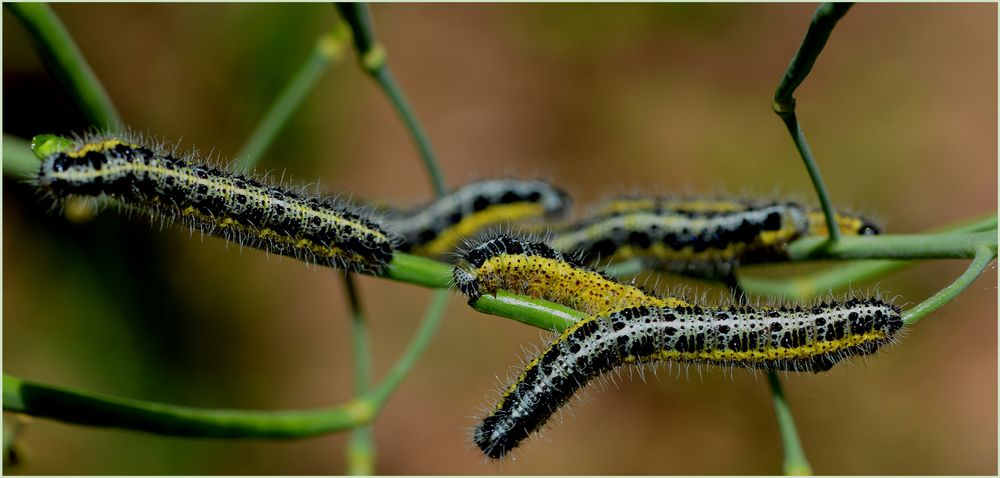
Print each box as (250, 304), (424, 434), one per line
(786, 232), (996, 261)
(3, 374), (367, 438)
(236, 21), (351, 170)
(336, 3), (447, 197)
(722, 274), (811, 475)
(367, 290), (450, 409)
(343, 274), (375, 474)
(768, 372), (812, 475)
(773, 3), (852, 243)
(2, 135), (38, 178)
(902, 245), (996, 325)
(2, 291), (447, 440)
(739, 214), (998, 299)
(5, 3), (121, 130)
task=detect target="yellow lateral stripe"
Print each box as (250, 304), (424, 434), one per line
(52, 161), (388, 241)
(64, 139), (137, 158)
(412, 203), (546, 256)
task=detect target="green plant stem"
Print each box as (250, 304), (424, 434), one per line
(336, 3), (447, 197)
(3, 374), (366, 438)
(773, 3), (852, 243)
(5, 3), (121, 129)
(768, 371), (812, 475)
(471, 290), (585, 331)
(235, 22), (350, 170)
(739, 214), (998, 299)
(2, 135), (38, 178)
(743, 218), (997, 298)
(1, 293), (448, 438)
(367, 290), (450, 409)
(342, 274), (374, 475)
(787, 232), (996, 261)
(722, 275), (811, 476)
(902, 245), (995, 325)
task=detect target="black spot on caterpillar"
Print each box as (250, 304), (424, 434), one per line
(381, 179), (570, 257)
(551, 196), (880, 278)
(34, 134), (395, 274)
(473, 297), (903, 459)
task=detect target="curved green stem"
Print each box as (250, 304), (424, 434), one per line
(1, 293), (449, 439)
(367, 290), (449, 409)
(722, 275), (811, 476)
(236, 22), (351, 170)
(902, 245), (995, 325)
(336, 3), (447, 197)
(3, 374), (367, 438)
(343, 274), (375, 474)
(739, 214), (998, 300)
(767, 371), (812, 475)
(773, 3), (853, 243)
(786, 232), (996, 261)
(5, 3), (121, 129)
(470, 290), (585, 331)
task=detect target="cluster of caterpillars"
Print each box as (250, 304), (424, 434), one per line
(34, 134), (896, 461)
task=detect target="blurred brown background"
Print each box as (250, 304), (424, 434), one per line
(2, 3), (996, 474)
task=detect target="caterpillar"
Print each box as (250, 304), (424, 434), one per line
(33, 134), (395, 274)
(551, 196), (880, 278)
(474, 298), (903, 459)
(382, 179), (570, 257)
(453, 235), (688, 315)
(591, 196), (880, 236)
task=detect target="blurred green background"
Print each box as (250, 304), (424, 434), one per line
(2, 3), (996, 474)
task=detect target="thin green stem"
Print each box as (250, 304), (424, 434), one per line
(5, 3), (121, 129)
(783, 116), (839, 243)
(369, 67), (446, 196)
(235, 22), (351, 170)
(2, 289), (446, 440)
(367, 290), (449, 409)
(902, 246), (995, 325)
(767, 371), (812, 475)
(470, 290), (585, 331)
(722, 274), (811, 476)
(2, 135), (38, 178)
(384, 252), (454, 288)
(3, 374), (368, 438)
(787, 232), (996, 261)
(342, 274), (375, 475)
(739, 214), (998, 300)
(336, 3), (447, 197)
(773, 3), (852, 243)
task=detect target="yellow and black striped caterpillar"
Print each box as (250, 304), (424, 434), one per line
(551, 196), (880, 278)
(381, 179), (570, 257)
(35, 135), (395, 274)
(474, 297), (903, 459)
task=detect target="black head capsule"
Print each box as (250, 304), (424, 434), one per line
(858, 221), (881, 235)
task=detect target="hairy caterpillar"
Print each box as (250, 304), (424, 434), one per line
(474, 298), (903, 459)
(34, 134), (395, 274)
(453, 235), (688, 315)
(382, 179), (570, 257)
(551, 196), (880, 278)
(591, 196), (880, 236)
